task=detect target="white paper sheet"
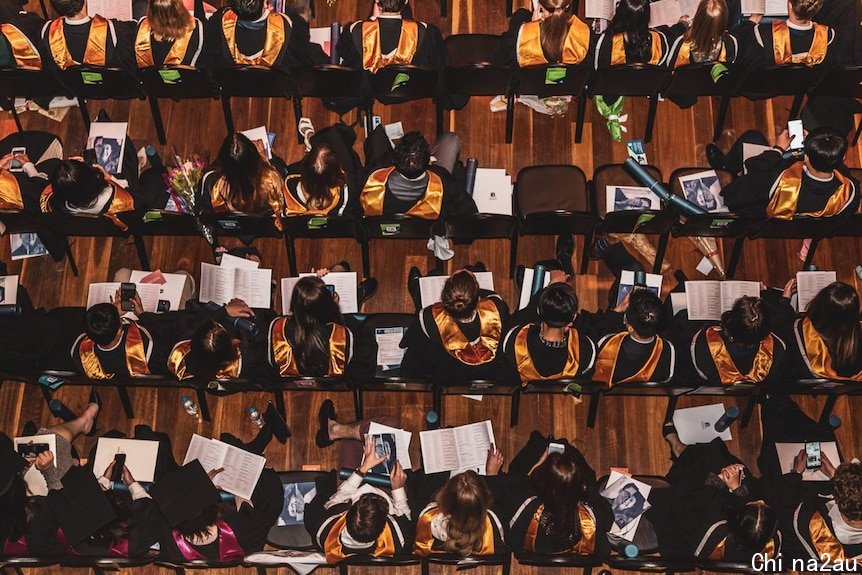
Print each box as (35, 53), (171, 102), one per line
(472, 169), (513, 216)
(129, 270), (187, 312)
(13, 434), (57, 467)
(86, 282), (163, 313)
(183, 434), (266, 500)
(648, 0), (683, 27)
(796, 271), (837, 312)
(673, 403), (734, 445)
(200, 262), (272, 308)
(375, 327), (406, 369)
(775, 441), (840, 481)
(281, 272), (358, 314)
(367, 421), (413, 470)
(419, 272), (495, 308)
(420, 420), (495, 474)
(601, 471), (653, 541)
(518, 267), (552, 310)
(585, 0), (615, 20)
(740, 0), (764, 14)
(0, 275), (18, 305)
(87, 0), (132, 20)
(684, 280), (760, 321)
(92, 438), (160, 483)
(764, 0), (788, 15)
(220, 253), (260, 269)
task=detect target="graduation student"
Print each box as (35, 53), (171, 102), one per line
(134, 0), (205, 68)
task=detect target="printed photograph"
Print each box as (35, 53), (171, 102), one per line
(678, 170), (726, 213)
(10, 232), (47, 260)
(278, 482), (316, 526)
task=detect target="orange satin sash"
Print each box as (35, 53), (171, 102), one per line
(270, 318), (347, 377)
(772, 21), (828, 66)
(323, 513), (396, 563)
(40, 181), (135, 231)
(513, 324), (580, 384)
(707, 533), (776, 560)
(167, 339), (241, 380)
(0, 169), (24, 210)
(414, 506), (497, 556)
(360, 19), (418, 73)
(610, 31), (664, 65)
(431, 298), (502, 365)
(221, 9), (285, 67)
(283, 174), (342, 216)
(808, 512), (844, 562)
(517, 16), (591, 67)
(523, 503), (596, 555)
(593, 332), (664, 386)
(672, 38), (727, 68)
(704, 327), (774, 384)
(134, 17), (194, 67)
(77, 323), (150, 379)
(1, 23), (42, 69)
(799, 318), (862, 381)
(48, 15), (108, 69)
(360, 166), (444, 219)
(765, 162), (854, 220)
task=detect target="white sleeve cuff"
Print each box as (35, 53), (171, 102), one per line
(391, 487), (408, 504)
(97, 475), (111, 491)
(129, 482), (151, 500)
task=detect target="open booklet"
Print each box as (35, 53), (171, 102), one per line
(600, 470), (652, 541)
(684, 280), (760, 321)
(796, 271), (836, 312)
(672, 403), (733, 445)
(183, 434), (266, 500)
(92, 438), (160, 483)
(648, 0), (702, 27)
(86, 122), (127, 175)
(741, 0), (788, 15)
(87, 282), (163, 312)
(616, 270), (662, 307)
(419, 272), (495, 308)
(281, 272), (358, 314)
(420, 421), (495, 475)
(241, 126), (275, 160)
(585, 0), (616, 20)
(677, 170), (727, 213)
(200, 260), (272, 309)
(775, 441), (840, 481)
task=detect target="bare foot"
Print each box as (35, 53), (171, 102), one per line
(81, 403), (99, 435)
(664, 432), (687, 458)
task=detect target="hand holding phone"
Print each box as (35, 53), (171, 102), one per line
(788, 120), (804, 151)
(805, 441), (821, 470)
(111, 453), (126, 482)
(120, 283), (136, 312)
(9, 147), (26, 172)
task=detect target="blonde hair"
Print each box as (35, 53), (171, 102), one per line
(435, 471), (493, 556)
(148, 0), (194, 42)
(685, 0), (728, 58)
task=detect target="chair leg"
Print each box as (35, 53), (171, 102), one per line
(433, 387), (442, 422)
(39, 0), (48, 18)
(574, 93), (587, 143)
(195, 387), (212, 422)
(64, 238), (79, 277)
(505, 0), (512, 17)
(801, 237), (820, 270)
(644, 94), (658, 143)
(579, 230), (592, 275)
(353, 388), (363, 420)
(853, 117), (862, 147)
(440, 0), (447, 17)
(360, 239), (371, 278)
(586, 393), (600, 429)
(273, 388), (286, 420)
(78, 98), (91, 131)
(133, 234), (150, 271)
(712, 95), (730, 142)
(740, 395), (757, 429)
(285, 233), (298, 276)
(147, 96), (167, 145)
(10, 106), (23, 133)
(292, 96), (304, 145)
(116, 385), (135, 419)
(422, 559), (430, 575)
(652, 231), (669, 275)
(726, 236), (744, 279)
(502, 557), (511, 575)
(505, 92), (514, 144)
(509, 233), (518, 279)
(663, 395), (678, 424)
(819, 395), (838, 426)
(221, 96), (234, 134)
(338, 563), (348, 575)
(789, 93), (804, 119)
(510, 388), (520, 427)
(435, 103), (444, 137)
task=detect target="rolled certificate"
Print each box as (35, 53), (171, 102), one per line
(622, 157), (706, 217)
(464, 158), (478, 196)
(339, 468), (392, 488)
(330, 23), (340, 64)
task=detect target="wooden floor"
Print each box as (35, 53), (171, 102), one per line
(2, 0), (862, 573)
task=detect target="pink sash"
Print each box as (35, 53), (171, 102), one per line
(171, 519), (245, 561)
(57, 528), (130, 557)
(3, 535), (28, 555)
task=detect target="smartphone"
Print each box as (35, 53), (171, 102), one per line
(788, 119), (804, 150)
(17, 443), (50, 457)
(805, 441), (821, 470)
(547, 442), (566, 455)
(9, 147), (25, 172)
(111, 453), (126, 482)
(120, 282), (136, 312)
(156, 299), (171, 313)
(326, 284), (336, 294)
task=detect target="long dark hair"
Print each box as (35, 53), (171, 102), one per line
(177, 502), (222, 541)
(529, 452), (586, 547)
(807, 282), (862, 371)
(537, 0), (573, 64)
(730, 502), (777, 554)
(288, 276), (343, 375)
(216, 132), (276, 214)
(609, 0), (652, 63)
(300, 143), (346, 211)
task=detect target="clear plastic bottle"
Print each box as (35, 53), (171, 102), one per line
(180, 395), (199, 417)
(248, 406), (264, 428)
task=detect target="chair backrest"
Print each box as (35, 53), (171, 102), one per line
(515, 164), (589, 216)
(590, 64), (668, 97)
(200, 212), (282, 238)
(369, 65), (437, 103)
(593, 163), (663, 216)
(445, 34), (502, 66)
(295, 65), (363, 98)
(811, 65), (862, 98)
(363, 214), (437, 238)
(212, 66), (292, 98)
(267, 470), (329, 549)
(0, 68), (70, 99)
(517, 64), (590, 98)
(0, 210), (39, 234)
(41, 211), (129, 237)
(139, 65), (217, 99)
(734, 64), (823, 97)
(282, 214), (358, 240)
(60, 65), (145, 100)
(445, 214), (516, 239)
(117, 210), (204, 237)
(663, 62), (733, 97)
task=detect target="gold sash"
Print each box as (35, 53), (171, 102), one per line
(0, 169), (23, 210)
(209, 172), (285, 230)
(707, 533), (776, 560)
(431, 298), (502, 365)
(672, 38), (727, 69)
(593, 332), (664, 386)
(704, 326), (774, 384)
(513, 324), (580, 385)
(800, 318), (862, 381)
(48, 15), (108, 69)
(283, 174), (342, 216)
(772, 21), (828, 66)
(610, 31), (664, 66)
(77, 323), (150, 379)
(523, 503), (596, 555)
(765, 162), (854, 220)
(40, 181), (135, 231)
(1, 23), (42, 69)
(360, 19), (419, 73)
(414, 506), (497, 556)
(270, 318), (347, 377)
(167, 339), (241, 380)
(134, 17), (194, 68)
(809, 512), (844, 562)
(221, 9), (285, 67)
(323, 513), (396, 563)
(517, 16), (591, 67)
(360, 166), (444, 219)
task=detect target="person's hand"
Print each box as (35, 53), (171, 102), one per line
(371, 0), (380, 18)
(486, 444), (505, 476)
(0, 153), (13, 169)
(359, 436), (388, 474)
(614, 292), (631, 314)
(225, 298), (253, 317)
(390, 461), (407, 490)
(783, 278), (797, 300)
(93, 163), (111, 180)
(793, 448), (807, 474)
(527, 450), (549, 476)
(120, 465), (137, 486)
(34, 451), (54, 471)
(208, 467), (225, 488)
(821, 452), (837, 479)
(748, 13), (763, 23)
(776, 128), (791, 151)
(103, 461), (117, 482)
(719, 464), (744, 490)
(14, 152), (30, 165)
(678, 14), (690, 25)
(313, 267), (330, 278)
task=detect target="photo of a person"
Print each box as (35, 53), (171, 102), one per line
(10, 232), (47, 260)
(0, 283), (5, 304)
(279, 482), (316, 526)
(610, 482), (647, 529)
(93, 136), (122, 174)
(678, 172), (724, 213)
(607, 186), (657, 213)
(371, 433), (396, 476)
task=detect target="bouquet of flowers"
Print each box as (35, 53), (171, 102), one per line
(164, 152), (214, 244)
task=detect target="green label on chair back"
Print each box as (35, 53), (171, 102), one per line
(142, 210), (164, 223)
(390, 72), (410, 91)
(81, 71), (103, 85)
(633, 213), (655, 231)
(545, 67), (567, 85)
(380, 223), (400, 236)
(710, 63), (729, 83)
(709, 218), (733, 229)
(158, 69), (182, 84)
(307, 216), (328, 230)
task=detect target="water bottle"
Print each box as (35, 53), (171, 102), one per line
(531, 264), (546, 298)
(623, 544), (639, 558)
(180, 395), (199, 417)
(855, 265), (862, 281)
(464, 158), (478, 196)
(829, 415), (842, 430)
(714, 405), (740, 433)
(248, 406), (264, 428)
(425, 410), (440, 430)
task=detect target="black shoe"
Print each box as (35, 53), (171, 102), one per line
(556, 234), (574, 275)
(662, 420), (677, 439)
(407, 266), (422, 311)
(264, 402), (291, 443)
(22, 421), (37, 436)
(48, 399), (76, 422)
(705, 143), (726, 171)
(358, 278), (378, 308)
(315, 399), (337, 448)
(590, 234), (610, 261)
(471, 261), (487, 273)
(88, 388), (101, 408)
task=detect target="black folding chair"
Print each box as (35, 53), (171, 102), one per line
(445, 214), (519, 278)
(339, 555), (422, 574)
(156, 559), (241, 575)
(696, 559), (773, 574)
(607, 555), (696, 574)
(116, 210), (206, 270)
(511, 378), (592, 427)
(367, 65), (439, 132)
(212, 66), (299, 140)
(806, 65), (862, 145)
(362, 214), (439, 277)
(266, 470), (329, 549)
(0, 556), (58, 575)
(294, 64), (364, 121)
(59, 65), (146, 131)
(588, 64), (669, 143)
(422, 553), (512, 575)
(199, 211), (283, 243)
(662, 63), (736, 142)
(60, 554), (156, 575)
(510, 64), (591, 143)
(138, 65), (219, 144)
(0, 68), (72, 132)
(747, 217), (843, 271)
(281, 215), (365, 276)
(590, 382), (696, 430)
(443, 34), (512, 129)
(515, 552), (604, 574)
(437, 381), (520, 427)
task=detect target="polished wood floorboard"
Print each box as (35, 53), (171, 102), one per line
(2, 1), (862, 573)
